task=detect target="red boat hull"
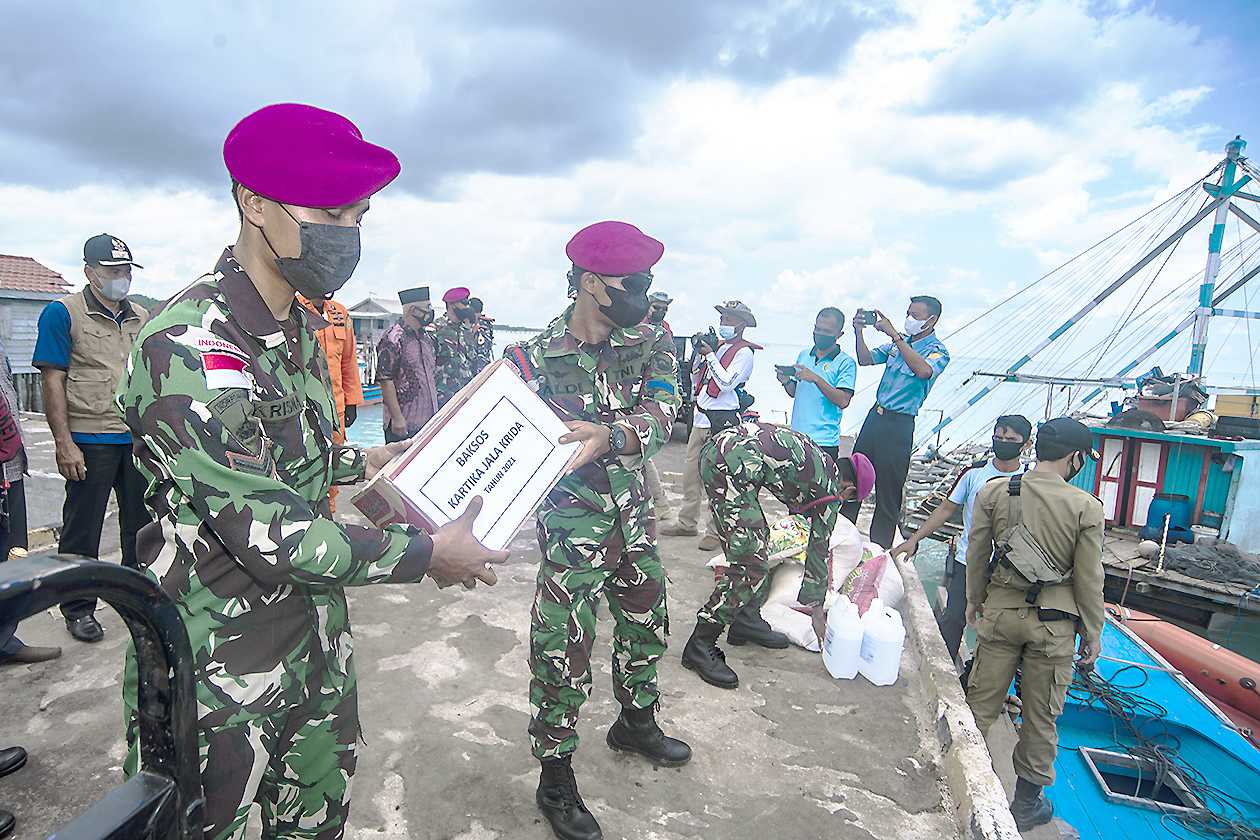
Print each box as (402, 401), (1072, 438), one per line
(1108, 604), (1260, 726)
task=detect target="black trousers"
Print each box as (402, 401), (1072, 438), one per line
(937, 552), (968, 661)
(841, 407), (915, 549)
(59, 443), (149, 620)
(0, 479), (28, 656)
(819, 444), (840, 462)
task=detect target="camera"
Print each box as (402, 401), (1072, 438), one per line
(691, 327), (720, 355)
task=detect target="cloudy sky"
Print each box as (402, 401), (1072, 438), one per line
(2, 0), (1258, 348)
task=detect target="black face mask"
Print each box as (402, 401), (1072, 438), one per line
(647, 307), (667, 325)
(262, 204), (361, 300)
(1067, 452), (1085, 481)
(813, 332), (838, 352)
(595, 273), (651, 328)
(991, 438), (1024, 461)
(453, 306), (475, 322)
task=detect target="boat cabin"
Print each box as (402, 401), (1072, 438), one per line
(1069, 425), (1260, 551)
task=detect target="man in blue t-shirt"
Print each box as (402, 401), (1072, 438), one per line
(777, 307), (857, 460)
(32, 234), (151, 644)
(892, 414), (1032, 660)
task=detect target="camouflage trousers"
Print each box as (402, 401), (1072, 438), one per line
(697, 452), (833, 626)
(528, 499), (669, 760)
(124, 652), (358, 840)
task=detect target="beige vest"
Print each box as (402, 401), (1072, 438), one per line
(60, 289), (148, 435)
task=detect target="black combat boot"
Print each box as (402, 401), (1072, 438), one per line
(727, 600), (789, 648)
(1009, 777), (1054, 831)
(606, 705), (692, 767)
(682, 620), (739, 689)
(537, 755), (602, 840)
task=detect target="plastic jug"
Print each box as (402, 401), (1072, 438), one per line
(822, 595), (862, 679)
(858, 598), (906, 686)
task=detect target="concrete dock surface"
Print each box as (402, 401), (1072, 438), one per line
(0, 429), (1025, 839)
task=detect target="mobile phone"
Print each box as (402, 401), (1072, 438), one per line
(775, 364), (798, 378)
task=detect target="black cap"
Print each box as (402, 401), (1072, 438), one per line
(83, 234), (142, 268)
(398, 287), (429, 305)
(1038, 417), (1099, 459)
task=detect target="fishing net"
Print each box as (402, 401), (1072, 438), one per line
(1160, 543), (1260, 587)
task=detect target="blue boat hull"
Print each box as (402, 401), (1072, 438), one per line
(1043, 616), (1260, 837)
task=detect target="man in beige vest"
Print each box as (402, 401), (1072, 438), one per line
(32, 234), (151, 643)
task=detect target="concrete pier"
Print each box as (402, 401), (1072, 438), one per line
(0, 428), (1020, 839)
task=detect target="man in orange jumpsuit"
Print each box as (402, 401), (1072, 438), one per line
(297, 293), (364, 511)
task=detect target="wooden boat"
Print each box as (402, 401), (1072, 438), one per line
(1046, 613), (1260, 837)
(1109, 603), (1260, 747)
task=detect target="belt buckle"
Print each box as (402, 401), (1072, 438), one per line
(875, 404), (885, 416)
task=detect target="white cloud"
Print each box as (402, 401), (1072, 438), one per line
(0, 0), (1239, 356)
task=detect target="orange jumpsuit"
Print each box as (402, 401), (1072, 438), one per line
(297, 295), (364, 511)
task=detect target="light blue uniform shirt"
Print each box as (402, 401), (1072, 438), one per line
(948, 460), (1022, 563)
(789, 347), (857, 447)
(871, 332), (950, 415)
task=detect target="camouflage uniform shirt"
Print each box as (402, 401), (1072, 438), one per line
(115, 249), (432, 835)
(699, 421), (842, 617)
(509, 304), (680, 759)
(433, 313), (477, 407)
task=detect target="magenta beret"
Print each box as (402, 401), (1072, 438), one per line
(224, 103), (400, 208)
(442, 287), (471, 303)
(565, 221), (664, 276)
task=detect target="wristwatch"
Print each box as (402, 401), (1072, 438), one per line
(608, 424), (629, 456)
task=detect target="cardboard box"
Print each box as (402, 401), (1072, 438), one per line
(1214, 395), (1260, 419)
(353, 359), (580, 550)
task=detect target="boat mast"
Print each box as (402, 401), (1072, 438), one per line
(1188, 136), (1248, 376)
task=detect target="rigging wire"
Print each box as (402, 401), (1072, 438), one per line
(1076, 193), (1206, 383)
(919, 180), (1216, 447)
(937, 175), (1215, 345)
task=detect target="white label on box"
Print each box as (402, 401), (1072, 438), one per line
(387, 363), (578, 550)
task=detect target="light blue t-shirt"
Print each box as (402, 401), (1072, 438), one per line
(949, 460), (1023, 563)
(789, 347), (857, 447)
(872, 333), (949, 415)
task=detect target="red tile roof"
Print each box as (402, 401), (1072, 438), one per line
(0, 254), (71, 295)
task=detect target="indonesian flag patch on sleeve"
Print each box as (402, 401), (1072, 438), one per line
(194, 337), (251, 390)
(203, 351), (250, 390)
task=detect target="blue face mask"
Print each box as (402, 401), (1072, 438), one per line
(718, 325), (737, 340)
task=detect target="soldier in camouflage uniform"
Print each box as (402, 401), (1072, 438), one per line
(434, 286), (478, 406)
(681, 422), (875, 689)
(469, 296), (495, 372)
(506, 221), (689, 840)
(115, 104), (506, 840)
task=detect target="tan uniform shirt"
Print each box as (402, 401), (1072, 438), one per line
(965, 469), (1106, 642)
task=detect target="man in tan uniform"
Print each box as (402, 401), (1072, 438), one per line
(964, 417), (1104, 831)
